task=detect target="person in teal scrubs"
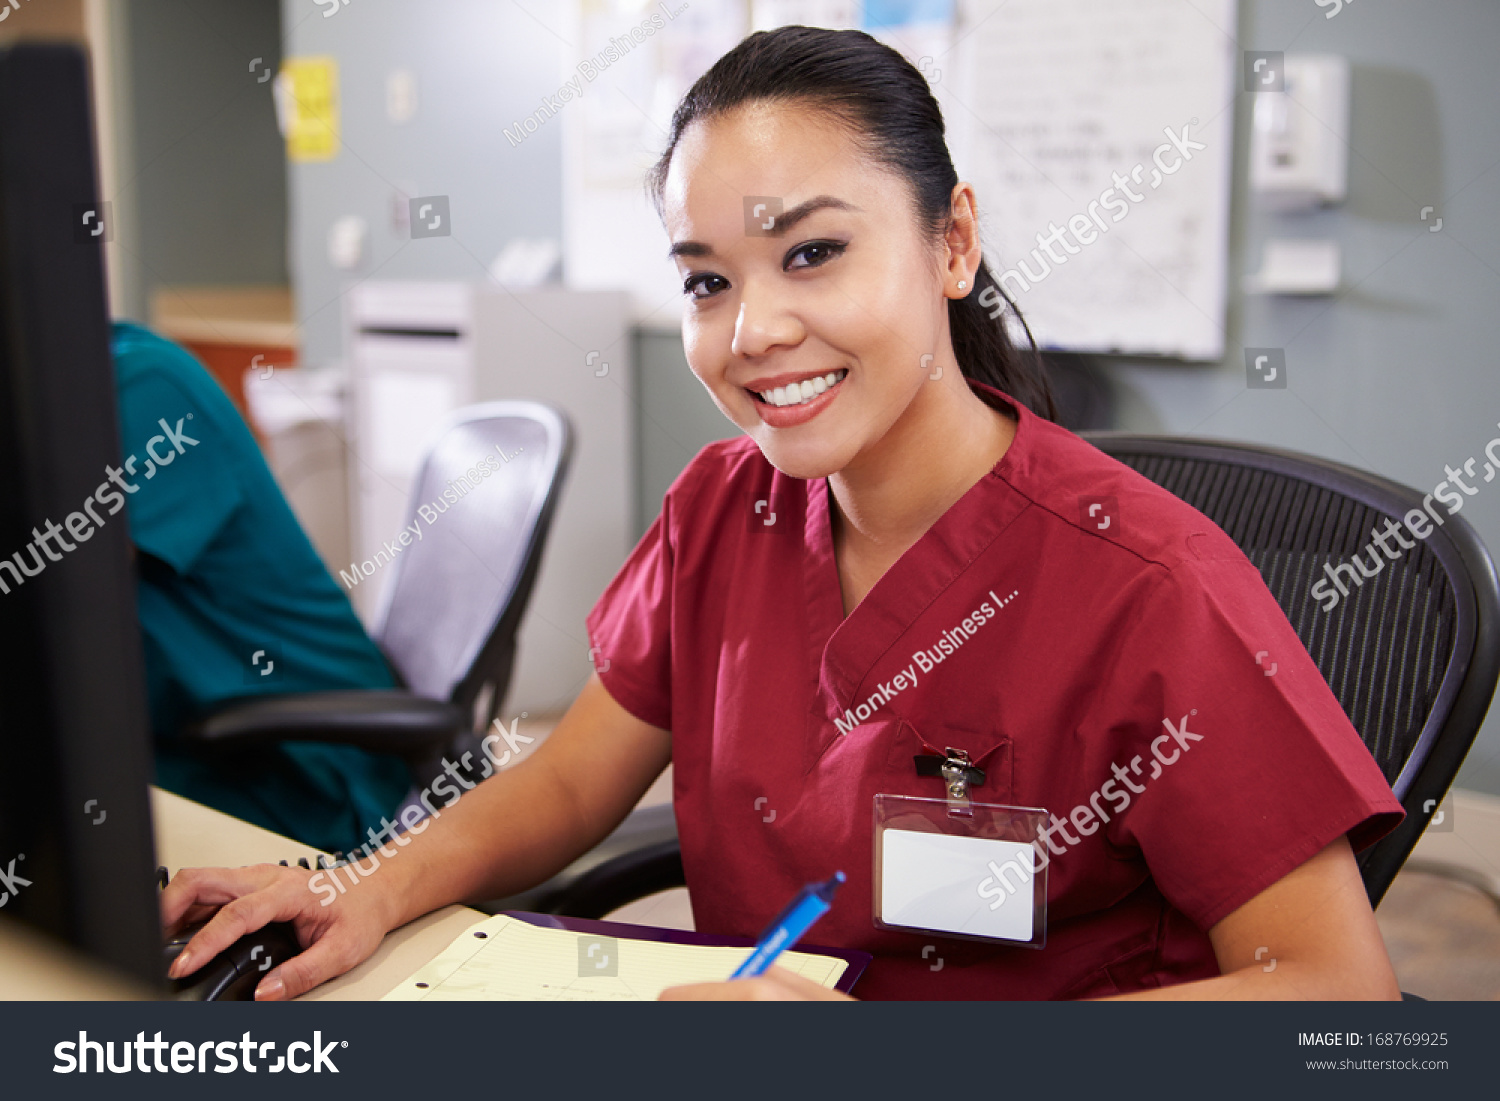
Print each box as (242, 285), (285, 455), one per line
(111, 321), (410, 854)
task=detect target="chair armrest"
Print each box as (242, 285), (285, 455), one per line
(478, 803), (683, 918)
(547, 839), (685, 920)
(186, 690), (465, 757)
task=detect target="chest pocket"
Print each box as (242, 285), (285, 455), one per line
(882, 716), (1013, 806)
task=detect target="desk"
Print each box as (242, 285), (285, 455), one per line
(8, 786), (1494, 1000)
(1, 786), (483, 1001)
(149, 285), (299, 433)
(0, 744), (681, 1001)
(0, 920), (150, 1001)
(152, 787), (486, 1002)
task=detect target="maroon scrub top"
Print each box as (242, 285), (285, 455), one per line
(587, 383), (1402, 1000)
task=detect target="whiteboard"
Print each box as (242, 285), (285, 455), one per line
(562, 0), (1237, 359)
(561, 0), (749, 331)
(948, 0), (1238, 359)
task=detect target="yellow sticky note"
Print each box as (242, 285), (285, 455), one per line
(280, 57), (339, 162)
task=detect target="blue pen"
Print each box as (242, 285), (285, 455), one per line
(730, 871), (846, 979)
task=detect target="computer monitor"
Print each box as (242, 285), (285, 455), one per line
(0, 42), (163, 987)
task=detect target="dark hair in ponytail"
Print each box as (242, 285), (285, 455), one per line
(647, 25), (1057, 421)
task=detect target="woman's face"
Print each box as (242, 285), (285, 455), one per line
(661, 103), (954, 480)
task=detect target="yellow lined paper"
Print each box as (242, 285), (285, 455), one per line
(383, 914), (848, 1001)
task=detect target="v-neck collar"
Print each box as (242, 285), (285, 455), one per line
(803, 384), (1036, 718)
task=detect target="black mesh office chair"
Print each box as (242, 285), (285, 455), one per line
(188, 402), (573, 790)
(526, 432), (1499, 919)
(1083, 434), (1500, 905)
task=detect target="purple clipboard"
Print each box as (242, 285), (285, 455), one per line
(503, 911), (871, 996)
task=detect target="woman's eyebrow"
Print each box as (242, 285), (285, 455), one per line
(668, 240), (714, 259)
(771, 195), (860, 234)
(667, 195), (861, 258)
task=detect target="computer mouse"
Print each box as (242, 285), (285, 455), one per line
(164, 921), (304, 1001)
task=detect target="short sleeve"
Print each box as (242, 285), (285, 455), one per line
(1095, 553), (1404, 932)
(585, 495), (675, 731)
(116, 364), (243, 574)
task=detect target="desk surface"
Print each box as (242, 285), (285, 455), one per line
(152, 787), (486, 1001)
(6, 785), (1495, 1000)
(150, 285), (298, 347)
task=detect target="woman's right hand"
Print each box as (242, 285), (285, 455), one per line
(160, 861), (397, 1000)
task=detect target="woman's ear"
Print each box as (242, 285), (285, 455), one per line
(944, 182), (983, 298)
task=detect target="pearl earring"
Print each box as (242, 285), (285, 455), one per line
(957, 280), (967, 291)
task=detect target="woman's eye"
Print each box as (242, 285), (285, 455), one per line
(785, 240), (846, 271)
(683, 272), (728, 299)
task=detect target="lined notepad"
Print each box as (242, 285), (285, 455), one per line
(383, 914), (848, 1001)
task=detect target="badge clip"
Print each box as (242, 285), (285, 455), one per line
(914, 746), (984, 819)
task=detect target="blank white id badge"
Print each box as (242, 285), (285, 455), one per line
(873, 793), (1048, 949)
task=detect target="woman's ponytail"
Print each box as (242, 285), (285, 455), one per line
(949, 261), (1056, 420)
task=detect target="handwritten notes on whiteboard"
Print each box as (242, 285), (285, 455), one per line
(561, 0), (1237, 356)
(949, 0), (1237, 359)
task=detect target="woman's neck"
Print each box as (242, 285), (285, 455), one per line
(827, 377), (1016, 612)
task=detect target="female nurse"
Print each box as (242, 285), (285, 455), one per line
(162, 27), (1404, 1001)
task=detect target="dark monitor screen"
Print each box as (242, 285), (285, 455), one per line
(0, 42), (162, 988)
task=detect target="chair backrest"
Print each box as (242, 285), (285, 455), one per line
(374, 401), (571, 735)
(1081, 432), (1500, 904)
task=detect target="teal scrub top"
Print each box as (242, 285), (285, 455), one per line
(111, 321), (410, 853)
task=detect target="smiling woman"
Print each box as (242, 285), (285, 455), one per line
(622, 26), (1403, 1001)
(161, 26), (1405, 1006)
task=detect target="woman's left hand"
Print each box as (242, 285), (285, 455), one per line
(658, 965), (855, 1001)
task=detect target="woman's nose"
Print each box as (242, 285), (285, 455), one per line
(731, 282), (803, 359)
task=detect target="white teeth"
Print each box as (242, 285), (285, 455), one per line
(757, 369), (846, 408)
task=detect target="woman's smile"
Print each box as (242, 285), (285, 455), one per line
(746, 368), (849, 426)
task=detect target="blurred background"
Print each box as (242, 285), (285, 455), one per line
(3, 0), (1497, 995)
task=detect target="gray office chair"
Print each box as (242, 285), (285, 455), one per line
(527, 433), (1499, 918)
(188, 402), (573, 790)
